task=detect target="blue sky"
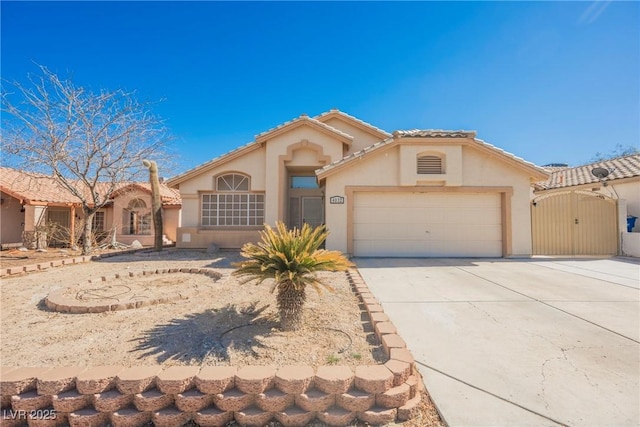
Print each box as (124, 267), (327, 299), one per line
(2, 1), (638, 175)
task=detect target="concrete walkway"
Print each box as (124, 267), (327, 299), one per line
(355, 257), (640, 427)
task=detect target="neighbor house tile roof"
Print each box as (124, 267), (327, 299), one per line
(534, 154), (640, 191)
(0, 167), (181, 206)
(0, 168), (78, 205)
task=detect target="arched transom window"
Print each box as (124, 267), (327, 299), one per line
(202, 173), (264, 226)
(417, 155), (444, 174)
(217, 173), (249, 192)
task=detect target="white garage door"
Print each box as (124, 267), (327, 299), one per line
(353, 192), (503, 257)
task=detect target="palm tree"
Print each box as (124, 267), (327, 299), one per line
(233, 222), (352, 331)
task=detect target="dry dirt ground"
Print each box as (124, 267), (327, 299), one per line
(0, 248), (444, 427)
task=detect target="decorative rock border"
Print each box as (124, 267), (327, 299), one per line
(44, 268), (223, 314)
(0, 248), (147, 278)
(0, 268), (425, 426)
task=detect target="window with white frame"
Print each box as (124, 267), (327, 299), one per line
(417, 155), (444, 174)
(202, 173), (264, 226)
(92, 211), (105, 232)
(125, 198), (152, 235)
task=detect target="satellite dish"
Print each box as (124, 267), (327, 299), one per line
(591, 167), (610, 179)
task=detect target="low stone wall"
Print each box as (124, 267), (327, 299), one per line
(1, 270), (423, 427)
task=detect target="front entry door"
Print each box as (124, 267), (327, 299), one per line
(289, 195), (324, 230)
(302, 196), (324, 228)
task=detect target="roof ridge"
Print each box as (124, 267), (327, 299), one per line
(255, 113), (353, 141)
(394, 129), (477, 138)
(314, 109), (391, 137)
(472, 137), (547, 174)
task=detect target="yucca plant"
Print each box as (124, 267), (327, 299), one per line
(233, 221), (352, 331)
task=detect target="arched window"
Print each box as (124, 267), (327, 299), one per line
(125, 198), (150, 235)
(202, 173), (264, 226)
(417, 155), (444, 174)
(128, 198), (147, 209)
(217, 173), (249, 192)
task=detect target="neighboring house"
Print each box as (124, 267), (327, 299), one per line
(168, 110), (548, 257)
(532, 154), (640, 257)
(0, 167), (181, 248)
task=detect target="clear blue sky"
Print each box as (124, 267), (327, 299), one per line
(2, 1), (638, 175)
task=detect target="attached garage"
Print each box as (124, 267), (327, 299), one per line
(318, 129), (549, 258)
(353, 191), (503, 257)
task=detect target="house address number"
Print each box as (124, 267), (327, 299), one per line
(330, 196), (344, 204)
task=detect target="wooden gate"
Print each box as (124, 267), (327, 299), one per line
(531, 191), (618, 255)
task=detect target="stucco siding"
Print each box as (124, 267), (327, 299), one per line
(461, 148), (534, 256)
(323, 142), (535, 257)
(610, 180), (640, 229)
(178, 147), (267, 194)
(321, 117), (386, 155)
(0, 192), (25, 244)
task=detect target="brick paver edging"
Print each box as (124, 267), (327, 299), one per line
(0, 269), (424, 427)
(45, 268), (223, 314)
(0, 248), (152, 278)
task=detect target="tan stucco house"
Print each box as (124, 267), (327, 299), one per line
(168, 110), (548, 257)
(0, 167), (181, 248)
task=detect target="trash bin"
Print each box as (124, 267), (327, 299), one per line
(628, 216), (638, 232)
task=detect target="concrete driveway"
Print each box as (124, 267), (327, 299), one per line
(355, 257), (640, 427)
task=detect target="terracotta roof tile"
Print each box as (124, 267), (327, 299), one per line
(0, 167), (181, 206)
(535, 154), (640, 191)
(0, 168), (78, 204)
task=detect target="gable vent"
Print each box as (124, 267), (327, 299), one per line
(417, 155), (443, 174)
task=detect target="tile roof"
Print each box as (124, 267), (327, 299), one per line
(317, 129), (548, 179)
(0, 168), (78, 204)
(255, 114), (354, 143)
(314, 109), (392, 138)
(165, 140), (260, 187)
(534, 154), (640, 191)
(393, 129), (476, 138)
(0, 167), (181, 206)
(167, 112), (359, 186)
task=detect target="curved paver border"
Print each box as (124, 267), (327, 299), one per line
(44, 268), (222, 314)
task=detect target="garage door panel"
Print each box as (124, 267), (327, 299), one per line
(355, 207), (501, 226)
(353, 192), (502, 257)
(354, 239), (501, 257)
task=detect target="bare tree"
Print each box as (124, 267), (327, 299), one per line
(1, 65), (170, 255)
(590, 144), (639, 162)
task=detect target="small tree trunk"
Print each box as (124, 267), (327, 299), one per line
(82, 208), (94, 255)
(276, 280), (307, 331)
(144, 159), (163, 252)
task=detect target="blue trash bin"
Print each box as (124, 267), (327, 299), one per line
(628, 216), (638, 232)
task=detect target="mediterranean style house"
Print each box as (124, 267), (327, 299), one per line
(0, 167), (181, 248)
(168, 110), (549, 257)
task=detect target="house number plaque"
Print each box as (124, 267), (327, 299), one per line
(329, 196), (345, 204)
